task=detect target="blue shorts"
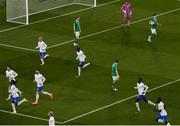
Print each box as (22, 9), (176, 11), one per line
(137, 95), (148, 101)
(11, 97), (19, 105)
(39, 52), (46, 59)
(156, 112), (168, 122)
(79, 61), (85, 67)
(37, 86), (43, 92)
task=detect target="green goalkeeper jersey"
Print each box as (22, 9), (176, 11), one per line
(150, 17), (157, 29)
(112, 63), (119, 76)
(73, 20), (81, 32)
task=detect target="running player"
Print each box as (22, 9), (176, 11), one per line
(9, 80), (28, 114)
(121, 1), (132, 27)
(155, 97), (171, 126)
(32, 69), (53, 105)
(147, 14), (160, 42)
(35, 36), (50, 65)
(6, 66), (18, 100)
(112, 60), (119, 91)
(134, 78), (156, 112)
(76, 47), (91, 78)
(48, 111), (55, 126)
(73, 16), (81, 46)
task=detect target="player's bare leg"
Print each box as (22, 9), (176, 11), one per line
(32, 92), (39, 105)
(11, 103), (17, 114)
(44, 54), (50, 59)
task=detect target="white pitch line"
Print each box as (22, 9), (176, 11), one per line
(62, 78), (180, 124)
(0, 79), (179, 124)
(45, 7), (180, 49)
(0, 8), (179, 51)
(0, 0), (121, 33)
(0, 109), (63, 124)
(0, 43), (37, 52)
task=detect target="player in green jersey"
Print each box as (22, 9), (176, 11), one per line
(112, 60), (120, 91)
(147, 14), (160, 42)
(73, 16), (81, 46)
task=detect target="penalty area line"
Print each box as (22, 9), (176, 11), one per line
(0, 79), (180, 124)
(0, 109), (63, 124)
(47, 7), (180, 49)
(0, 43), (37, 52)
(61, 78), (180, 124)
(0, 8), (179, 52)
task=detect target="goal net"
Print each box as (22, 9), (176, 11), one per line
(6, 0), (96, 25)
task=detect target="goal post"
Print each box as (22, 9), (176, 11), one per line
(6, 0), (29, 24)
(6, 0), (97, 25)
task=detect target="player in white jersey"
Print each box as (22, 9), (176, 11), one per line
(35, 36), (50, 65)
(156, 97), (171, 126)
(48, 111), (55, 126)
(9, 80), (28, 114)
(76, 47), (91, 78)
(134, 78), (156, 112)
(6, 66), (18, 100)
(32, 69), (53, 105)
(6, 66), (18, 83)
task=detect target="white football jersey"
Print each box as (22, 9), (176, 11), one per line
(34, 73), (46, 87)
(36, 41), (47, 52)
(137, 82), (148, 95)
(49, 116), (55, 126)
(9, 85), (20, 98)
(6, 70), (18, 81)
(76, 50), (86, 62)
(158, 101), (167, 116)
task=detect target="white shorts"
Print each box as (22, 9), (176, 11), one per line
(112, 76), (119, 81)
(151, 29), (157, 35)
(75, 32), (80, 38)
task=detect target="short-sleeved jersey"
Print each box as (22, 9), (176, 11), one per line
(137, 82), (148, 95)
(73, 20), (81, 32)
(76, 50), (86, 62)
(34, 73), (46, 87)
(112, 63), (118, 76)
(150, 17), (157, 29)
(36, 41), (47, 53)
(9, 85), (20, 98)
(6, 70), (18, 81)
(158, 101), (167, 116)
(49, 116), (55, 126)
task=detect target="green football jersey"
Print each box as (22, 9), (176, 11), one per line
(150, 17), (157, 29)
(112, 63), (118, 76)
(73, 20), (81, 32)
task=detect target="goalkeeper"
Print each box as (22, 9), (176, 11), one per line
(73, 16), (81, 47)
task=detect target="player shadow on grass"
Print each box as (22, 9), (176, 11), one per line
(120, 27), (132, 46)
(147, 41), (160, 61)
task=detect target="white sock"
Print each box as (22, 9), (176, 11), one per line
(167, 122), (171, 126)
(73, 42), (78, 46)
(41, 59), (44, 64)
(135, 102), (140, 112)
(78, 67), (81, 76)
(148, 100), (156, 106)
(82, 63), (91, 68)
(11, 103), (16, 113)
(18, 98), (26, 106)
(35, 92), (39, 103)
(158, 119), (164, 123)
(42, 91), (51, 96)
(44, 54), (49, 59)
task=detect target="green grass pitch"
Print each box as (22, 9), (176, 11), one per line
(0, 0), (180, 125)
